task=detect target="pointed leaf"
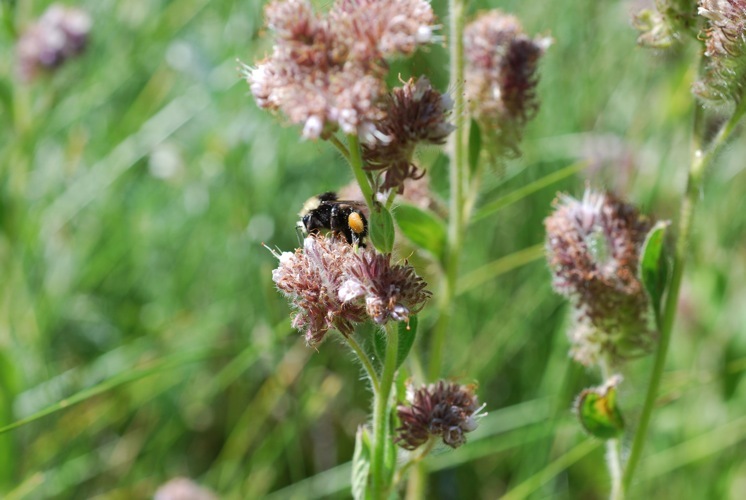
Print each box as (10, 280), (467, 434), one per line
(393, 204), (446, 260)
(352, 426), (372, 500)
(640, 221), (670, 318)
(430, 151), (450, 172)
(369, 204), (395, 254)
(396, 316), (418, 369)
(468, 119), (482, 175)
(575, 378), (625, 440)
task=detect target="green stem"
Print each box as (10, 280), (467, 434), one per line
(428, 0), (467, 381)
(599, 357), (623, 500)
(396, 438), (435, 495)
(345, 334), (380, 394)
(371, 322), (399, 499)
(621, 102), (746, 493)
(346, 134), (375, 209)
(329, 134), (351, 162)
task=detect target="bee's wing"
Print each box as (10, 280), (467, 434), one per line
(321, 200), (368, 208)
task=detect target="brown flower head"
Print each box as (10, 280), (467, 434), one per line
(544, 190), (656, 366)
(339, 250), (431, 324)
(245, 0), (436, 140)
(464, 11), (550, 157)
(362, 77), (454, 192)
(396, 381), (485, 450)
(694, 0), (746, 104)
(271, 235), (367, 345)
(16, 4), (92, 82)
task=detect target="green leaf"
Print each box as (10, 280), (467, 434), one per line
(351, 426), (372, 500)
(430, 151), (450, 172)
(373, 330), (386, 367)
(393, 203), (446, 260)
(468, 119), (482, 175)
(373, 317), (417, 372)
(369, 204), (395, 254)
(640, 221), (670, 318)
(575, 379), (625, 440)
(396, 315), (418, 369)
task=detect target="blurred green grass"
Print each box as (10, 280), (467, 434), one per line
(1, 0), (746, 498)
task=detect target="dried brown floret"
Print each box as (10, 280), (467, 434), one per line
(362, 77), (454, 192)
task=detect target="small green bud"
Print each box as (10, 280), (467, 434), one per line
(575, 376), (625, 440)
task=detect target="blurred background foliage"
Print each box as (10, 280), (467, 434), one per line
(1, 0), (746, 498)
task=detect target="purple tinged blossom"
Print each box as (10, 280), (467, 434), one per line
(544, 190), (656, 366)
(270, 235), (430, 345)
(362, 77), (454, 192)
(396, 381), (486, 450)
(244, 0), (437, 140)
(16, 4), (91, 82)
(464, 11), (550, 158)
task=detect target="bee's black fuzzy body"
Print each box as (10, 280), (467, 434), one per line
(298, 192), (368, 246)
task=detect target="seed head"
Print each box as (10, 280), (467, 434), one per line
(694, 0), (746, 104)
(544, 190), (656, 366)
(362, 77), (454, 192)
(464, 11), (550, 158)
(16, 4), (92, 82)
(244, 0), (437, 140)
(395, 381), (485, 450)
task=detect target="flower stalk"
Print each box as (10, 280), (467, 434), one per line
(621, 93), (746, 495)
(347, 134), (375, 209)
(371, 321), (399, 499)
(428, 0), (468, 382)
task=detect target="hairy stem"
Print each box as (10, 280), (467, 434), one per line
(429, 0), (468, 381)
(621, 102), (746, 493)
(346, 134), (375, 209)
(329, 134), (351, 162)
(345, 334), (380, 394)
(371, 322), (399, 499)
(600, 357), (623, 500)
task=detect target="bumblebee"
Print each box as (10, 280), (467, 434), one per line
(297, 192), (368, 246)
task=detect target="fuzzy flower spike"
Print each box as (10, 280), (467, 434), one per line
(245, 0), (437, 140)
(464, 11), (551, 158)
(544, 189), (656, 366)
(695, 0), (746, 104)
